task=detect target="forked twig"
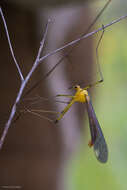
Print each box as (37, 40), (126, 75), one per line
(25, 14), (127, 98)
(0, 6), (127, 149)
(24, 0), (111, 96)
(39, 14), (127, 63)
(0, 8), (24, 81)
(0, 9), (50, 149)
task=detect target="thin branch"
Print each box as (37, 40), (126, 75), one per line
(24, 12), (127, 98)
(24, 0), (112, 96)
(0, 7), (24, 82)
(39, 14), (127, 63)
(0, 19), (50, 149)
(0, 13), (127, 149)
(85, 0), (111, 34)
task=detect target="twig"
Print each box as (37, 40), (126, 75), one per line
(0, 17), (51, 149)
(23, 0), (111, 96)
(39, 14), (127, 63)
(0, 7), (24, 82)
(0, 9), (127, 149)
(82, 0), (111, 35)
(24, 13), (127, 98)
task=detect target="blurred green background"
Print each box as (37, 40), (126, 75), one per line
(67, 1), (127, 190)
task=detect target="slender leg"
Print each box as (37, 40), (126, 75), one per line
(55, 99), (75, 123)
(56, 94), (74, 98)
(83, 25), (105, 90)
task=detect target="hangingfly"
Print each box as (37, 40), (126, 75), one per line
(55, 85), (108, 163)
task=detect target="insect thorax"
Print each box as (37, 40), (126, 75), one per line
(74, 88), (88, 103)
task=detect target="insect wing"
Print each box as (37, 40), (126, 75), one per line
(86, 95), (108, 163)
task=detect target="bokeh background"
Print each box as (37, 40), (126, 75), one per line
(67, 1), (127, 190)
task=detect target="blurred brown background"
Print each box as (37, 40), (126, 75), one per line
(0, 0), (94, 189)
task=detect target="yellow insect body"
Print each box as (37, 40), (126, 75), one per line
(74, 85), (88, 103)
(55, 85), (89, 123)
